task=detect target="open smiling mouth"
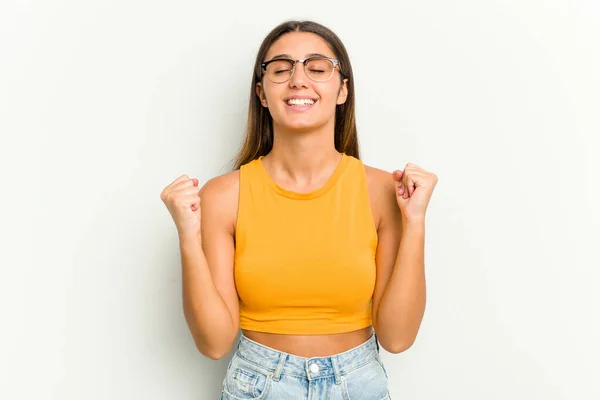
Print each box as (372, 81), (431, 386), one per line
(285, 98), (318, 109)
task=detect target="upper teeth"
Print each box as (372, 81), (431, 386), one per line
(287, 98), (315, 106)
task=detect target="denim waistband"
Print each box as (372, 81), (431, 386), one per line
(234, 333), (380, 383)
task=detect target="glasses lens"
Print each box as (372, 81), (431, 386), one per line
(266, 60), (293, 83)
(305, 59), (334, 81)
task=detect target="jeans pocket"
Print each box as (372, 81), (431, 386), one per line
(222, 355), (273, 399)
(342, 357), (389, 400)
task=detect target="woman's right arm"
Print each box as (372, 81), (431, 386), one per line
(179, 172), (240, 360)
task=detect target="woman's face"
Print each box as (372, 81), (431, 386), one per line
(256, 32), (348, 133)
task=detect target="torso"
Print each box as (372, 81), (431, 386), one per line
(242, 327), (374, 357)
(228, 160), (387, 357)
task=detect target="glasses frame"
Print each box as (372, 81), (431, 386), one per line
(261, 57), (343, 83)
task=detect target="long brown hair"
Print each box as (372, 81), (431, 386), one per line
(231, 20), (359, 171)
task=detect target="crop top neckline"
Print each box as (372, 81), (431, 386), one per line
(256, 153), (349, 200)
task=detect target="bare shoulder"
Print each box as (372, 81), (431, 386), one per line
(200, 169), (240, 198)
(199, 170), (240, 232)
(363, 163), (401, 230)
(363, 164), (396, 202)
(363, 164), (393, 188)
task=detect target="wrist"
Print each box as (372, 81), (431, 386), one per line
(401, 217), (425, 231)
(178, 231), (200, 245)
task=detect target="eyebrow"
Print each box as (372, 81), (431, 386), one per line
(270, 53), (331, 60)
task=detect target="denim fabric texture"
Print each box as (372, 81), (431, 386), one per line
(220, 333), (391, 400)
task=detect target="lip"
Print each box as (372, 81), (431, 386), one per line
(283, 96), (318, 102)
(283, 96), (318, 112)
(284, 102), (316, 112)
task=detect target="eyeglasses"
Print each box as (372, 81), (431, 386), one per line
(261, 57), (342, 83)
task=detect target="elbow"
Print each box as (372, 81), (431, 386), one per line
(380, 336), (416, 354)
(202, 348), (229, 360)
(386, 341), (413, 354)
(195, 340), (232, 360)
(192, 332), (236, 360)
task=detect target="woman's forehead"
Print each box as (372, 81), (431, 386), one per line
(265, 32), (335, 60)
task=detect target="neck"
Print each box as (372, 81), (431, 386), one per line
(264, 121), (341, 182)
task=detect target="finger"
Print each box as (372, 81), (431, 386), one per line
(180, 193), (201, 208)
(166, 186), (199, 204)
(402, 170), (424, 196)
(393, 170), (404, 182)
(192, 194), (201, 211)
(403, 178), (412, 198)
(401, 173), (409, 198)
(178, 187), (201, 197)
(162, 175), (189, 200)
(407, 176), (416, 197)
(169, 174), (190, 186)
(405, 163), (423, 172)
(170, 177), (199, 192)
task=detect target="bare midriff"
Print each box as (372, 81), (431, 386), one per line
(241, 326), (374, 358)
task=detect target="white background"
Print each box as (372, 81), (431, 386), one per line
(1, 0), (598, 399)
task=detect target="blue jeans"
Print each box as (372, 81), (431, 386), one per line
(220, 332), (391, 399)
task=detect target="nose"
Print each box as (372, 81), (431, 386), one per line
(289, 62), (310, 88)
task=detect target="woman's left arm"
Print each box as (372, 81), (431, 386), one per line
(371, 163), (438, 354)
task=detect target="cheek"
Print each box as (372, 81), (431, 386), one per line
(326, 81), (345, 99)
(261, 83), (280, 104)
(320, 87), (344, 109)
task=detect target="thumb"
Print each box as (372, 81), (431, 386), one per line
(392, 170), (403, 181)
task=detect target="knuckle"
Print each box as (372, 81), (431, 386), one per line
(167, 193), (178, 204)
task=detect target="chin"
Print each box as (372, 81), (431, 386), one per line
(288, 122), (320, 132)
(273, 117), (331, 134)
(279, 124), (321, 135)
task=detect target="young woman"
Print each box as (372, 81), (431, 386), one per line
(161, 20), (438, 400)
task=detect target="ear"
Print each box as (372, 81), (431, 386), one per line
(256, 82), (269, 108)
(336, 78), (348, 105)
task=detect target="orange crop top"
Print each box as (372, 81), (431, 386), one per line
(234, 153), (378, 334)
